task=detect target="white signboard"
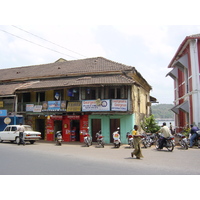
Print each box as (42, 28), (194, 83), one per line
(33, 105), (42, 112)
(26, 104), (34, 111)
(82, 100), (110, 112)
(111, 100), (128, 111)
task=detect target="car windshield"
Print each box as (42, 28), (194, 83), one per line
(24, 126), (33, 131)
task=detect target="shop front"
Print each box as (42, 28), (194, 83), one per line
(46, 114), (88, 142)
(89, 114), (134, 144)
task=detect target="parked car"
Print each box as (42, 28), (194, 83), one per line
(0, 125), (41, 144)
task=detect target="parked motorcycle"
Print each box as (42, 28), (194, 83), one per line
(83, 132), (92, 147)
(56, 131), (62, 146)
(126, 131), (134, 148)
(155, 133), (175, 152)
(141, 133), (152, 148)
(96, 130), (104, 148)
(113, 127), (121, 148)
(187, 131), (200, 147)
(176, 133), (188, 149)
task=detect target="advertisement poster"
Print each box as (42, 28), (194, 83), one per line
(111, 100), (128, 111)
(48, 101), (61, 110)
(82, 100), (110, 112)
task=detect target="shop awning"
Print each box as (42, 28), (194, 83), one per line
(173, 54), (188, 71)
(171, 105), (179, 114)
(177, 101), (189, 113)
(166, 67), (178, 79)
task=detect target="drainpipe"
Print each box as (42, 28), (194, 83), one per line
(14, 95), (18, 125)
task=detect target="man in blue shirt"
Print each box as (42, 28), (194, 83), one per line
(189, 124), (200, 148)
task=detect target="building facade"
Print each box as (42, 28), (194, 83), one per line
(167, 34), (200, 131)
(0, 57), (154, 143)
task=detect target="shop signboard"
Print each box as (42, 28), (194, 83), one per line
(48, 101), (61, 111)
(0, 110), (7, 116)
(82, 100), (110, 112)
(26, 104), (34, 111)
(67, 101), (81, 112)
(0, 101), (3, 108)
(33, 105), (42, 112)
(111, 99), (128, 111)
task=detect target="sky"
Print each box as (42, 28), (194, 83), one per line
(1, 0), (199, 195)
(1, 1), (200, 105)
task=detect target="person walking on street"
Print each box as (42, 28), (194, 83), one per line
(131, 125), (143, 159)
(15, 123), (25, 146)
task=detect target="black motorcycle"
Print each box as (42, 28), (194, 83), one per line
(155, 134), (175, 152)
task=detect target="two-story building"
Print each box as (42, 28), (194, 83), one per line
(167, 34), (200, 131)
(0, 57), (154, 143)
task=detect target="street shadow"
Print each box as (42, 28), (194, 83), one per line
(124, 146), (134, 149)
(124, 157), (143, 160)
(176, 147), (188, 150)
(95, 145), (104, 148)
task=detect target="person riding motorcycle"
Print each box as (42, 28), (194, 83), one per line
(156, 122), (172, 150)
(189, 124), (200, 148)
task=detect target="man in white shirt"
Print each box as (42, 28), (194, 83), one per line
(157, 122), (172, 150)
(16, 123), (25, 146)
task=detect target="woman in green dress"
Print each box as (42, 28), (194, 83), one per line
(131, 125), (144, 159)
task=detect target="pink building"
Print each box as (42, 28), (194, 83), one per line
(167, 34), (200, 131)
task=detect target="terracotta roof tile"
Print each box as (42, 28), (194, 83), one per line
(15, 75), (135, 91)
(0, 57), (133, 82)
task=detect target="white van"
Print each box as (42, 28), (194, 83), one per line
(0, 125), (41, 144)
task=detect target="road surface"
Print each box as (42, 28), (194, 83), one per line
(0, 141), (200, 175)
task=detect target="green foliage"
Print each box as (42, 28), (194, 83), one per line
(151, 104), (174, 118)
(140, 115), (160, 133)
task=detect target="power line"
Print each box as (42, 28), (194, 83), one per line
(0, 28), (80, 59)
(12, 25), (87, 58)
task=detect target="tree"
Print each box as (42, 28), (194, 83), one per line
(140, 115), (160, 133)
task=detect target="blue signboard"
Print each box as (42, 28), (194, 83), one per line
(48, 101), (61, 110)
(0, 110), (7, 116)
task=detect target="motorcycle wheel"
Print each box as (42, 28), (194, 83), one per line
(198, 140), (200, 148)
(182, 141), (188, 150)
(101, 142), (104, 148)
(155, 140), (160, 149)
(143, 141), (147, 148)
(166, 142), (174, 152)
(147, 139), (152, 147)
(130, 142), (134, 148)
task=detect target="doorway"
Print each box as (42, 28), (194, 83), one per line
(54, 120), (62, 140)
(70, 120), (80, 141)
(110, 119), (120, 143)
(35, 119), (45, 139)
(91, 119), (101, 142)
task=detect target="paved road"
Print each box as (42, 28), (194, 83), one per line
(0, 141), (200, 175)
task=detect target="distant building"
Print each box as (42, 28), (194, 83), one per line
(0, 57), (156, 143)
(167, 34), (200, 130)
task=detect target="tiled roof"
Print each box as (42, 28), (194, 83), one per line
(0, 57), (133, 82)
(15, 75), (135, 91)
(0, 83), (23, 95)
(0, 75), (135, 95)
